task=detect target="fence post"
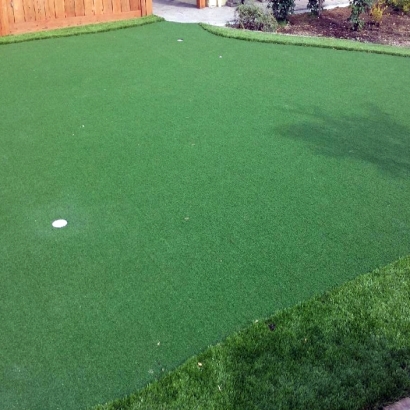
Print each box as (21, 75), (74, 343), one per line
(0, 0), (10, 36)
(144, 0), (152, 15)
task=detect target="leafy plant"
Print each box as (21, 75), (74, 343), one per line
(349, 0), (373, 30)
(387, 0), (410, 12)
(227, 2), (278, 32)
(370, 0), (388, 25)
(267, 0), (295, 21)
(307, 0), (325, 16)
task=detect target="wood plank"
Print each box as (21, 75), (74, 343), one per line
(93, 0), (103, 15)
(54, 0), (65, 18)
(33, 0), (46, 21)
(111, 0), (120, 13)
(101, 0), (111, 14)
(9, 10), (141, 33)
(0, 0), (10, 35)
(144, 0), (151, 15)
(11, 0), (26, 23)
(83, 0), (92, 15)
(44, 0), (56, 19)
(64, 0), (75, 16)
(22, 0), (36, 21)
(119, 0), (129, 12)
(7, 0), (14, 24)
(129, 0), (139, 12)
(74, 0), (84, 16)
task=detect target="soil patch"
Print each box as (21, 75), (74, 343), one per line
(277, 6), (410, 47)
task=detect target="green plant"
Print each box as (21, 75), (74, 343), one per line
(227, 2), (278, 31)
(370, 0), (388, 25)
(387, 0), (410, 12)
(349, 0), (373, 29)
(307, 0), (325, 16)
(267, 0), (295, 21)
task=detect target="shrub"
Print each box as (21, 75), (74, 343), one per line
(370, 0), (388, 25)
(307, 0), (325, 16)
(267, 0), (295, 21)
(387, 0), (410, 12)
(227, 3), (278, 32)
(349, 0), (373, 29)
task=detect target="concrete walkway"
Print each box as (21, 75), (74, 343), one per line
(153, 0), (349, 26)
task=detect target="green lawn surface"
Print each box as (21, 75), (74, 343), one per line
(95, 257), (410, 409)
(1, 21), (409, 409)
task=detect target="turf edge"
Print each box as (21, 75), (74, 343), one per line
(0, 15), (164, 45)
(200, 24), (410, 58)
(92, 256), (410, 410)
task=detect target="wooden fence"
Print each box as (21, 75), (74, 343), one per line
(0, 0), (152, 36)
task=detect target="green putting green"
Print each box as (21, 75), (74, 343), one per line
(1, 21), (409, 409)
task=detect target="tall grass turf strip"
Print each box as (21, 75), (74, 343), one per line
(94, 257), (410, 409)
(200, 24), (410, 58)
(1, 21), (409, 409)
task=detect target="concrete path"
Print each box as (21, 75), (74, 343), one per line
(153, 0), (349, 26)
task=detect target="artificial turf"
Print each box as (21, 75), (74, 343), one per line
(95, 257), (410, 409)
(200, 24), (410, 58)
(1, 21), (409, 409)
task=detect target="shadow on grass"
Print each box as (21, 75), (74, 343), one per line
(276, 105), (410, 178)
(227, 318), (410, 409)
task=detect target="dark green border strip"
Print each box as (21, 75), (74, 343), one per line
(0, 15), (164, 45)
(200, 23), (410, 58)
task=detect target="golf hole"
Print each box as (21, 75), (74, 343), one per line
(52, 219), (67, 228)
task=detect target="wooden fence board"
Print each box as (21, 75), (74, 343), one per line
(119, 0), (128, 12)
(74, 0), (84, 16)
(34, 0), (46, 21)
(111, 0), (120, 13)
(144, 0), (151, 15)
(53, 0), (64, 18)
(139, 0), (145, 15)
(7, 0), (14, 24)
(94, 0), (103, 15)
(64, 0), (75, 16)
(101, 0), (112, 14)
(129, 0), (138, 12)
(83, 0), (92, 15)
(0, 0), (10, 35)
(11, 0), (26, 23)
(44, 0), (56, 19)
(22, 0), (36, 21)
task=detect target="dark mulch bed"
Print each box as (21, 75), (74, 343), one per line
(277, 6), (410, 47)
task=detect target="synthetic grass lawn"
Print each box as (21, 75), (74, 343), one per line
(0, 21), (409, 409)
(95, 257), (410, 409)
